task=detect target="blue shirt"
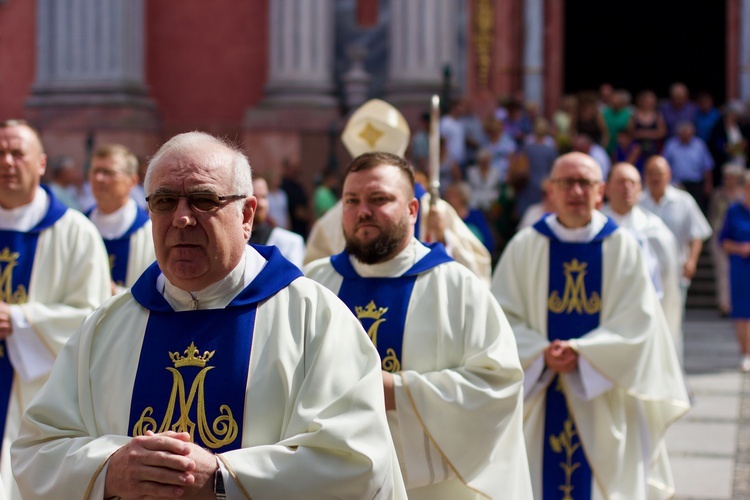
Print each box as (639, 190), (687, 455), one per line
(663, 136), (714, 183)
(695, 108), (721, 142)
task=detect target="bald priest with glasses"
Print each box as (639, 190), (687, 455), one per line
(12, 132), (406, 499)
(491, 152), (690, 499)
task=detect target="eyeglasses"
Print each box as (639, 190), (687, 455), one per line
(550, 177), (602, 191)
(146, 192), (246, 213)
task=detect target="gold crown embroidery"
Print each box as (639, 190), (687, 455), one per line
(355, 300), (389, 320)
(169, 342), (215, 368)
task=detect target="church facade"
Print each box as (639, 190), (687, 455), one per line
(0, 0), (746, 181)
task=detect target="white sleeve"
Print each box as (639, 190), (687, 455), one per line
(5, 305), (55, 382)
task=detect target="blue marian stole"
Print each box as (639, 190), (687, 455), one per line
(128, 245), (302, 453)
(86, 205), (150, 286)
(533, 217), (618, 500)
(0, 186), (67, 445)
(331, 243), (453, 372)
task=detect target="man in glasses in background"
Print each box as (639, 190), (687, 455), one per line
(0, 120), (111, 499)
(86, 144), (155, 293)
(12, 131), (406, 499)
(491, 152), (690, 499)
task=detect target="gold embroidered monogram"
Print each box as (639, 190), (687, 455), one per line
(0, 247), (27, 305)
(132, 342), (238, 449)
(548, 259), (601, 315)
(355, 300), (401, 372)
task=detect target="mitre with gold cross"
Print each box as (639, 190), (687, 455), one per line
(341, 98), (411, 158)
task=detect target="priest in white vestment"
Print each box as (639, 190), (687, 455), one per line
(86, 144), (155, 291)
(12, 132), (406, 499)
(306, 152), (531, 499)
(602, 162), (683, 364)
(492, 152), (690, 499)
(0, 120), (111, 500)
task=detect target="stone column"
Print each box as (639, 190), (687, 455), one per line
(740, 0), (750, 101)
(523, 0), (544, 113)
(385, 0), (460, 104)
(263, 0), (336, 107)
(30, 0), (151, 106)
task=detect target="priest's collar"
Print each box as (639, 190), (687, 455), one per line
(0, 186), (49, 232)
(158, 245), (267, 311)
(89, 198), (137, 239)
(544, 211), (608, 243)
(350, 238), (430, 278)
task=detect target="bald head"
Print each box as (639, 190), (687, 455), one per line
(644, 156), (671, 199)
(549, 152), (605, 228)
(551, 152), (603, 181)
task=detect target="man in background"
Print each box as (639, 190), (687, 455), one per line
(86, 144), (155, 291)
(0, 120), (110, 499)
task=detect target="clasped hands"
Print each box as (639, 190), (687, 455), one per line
(104, 430), (217, 499)
(544, 340), (578, 374)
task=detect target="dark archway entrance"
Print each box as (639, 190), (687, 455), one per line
(564, 1), (726, 102)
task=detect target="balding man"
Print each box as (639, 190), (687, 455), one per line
(640, 155), (712, 311)
(86, 144), (156, 292)
(602, 162), (683, 364)
(492, 152), (690, 499)
(12, 132), (405, 499)
(0, 120), (110, 499)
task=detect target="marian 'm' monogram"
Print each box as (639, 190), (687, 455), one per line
(548, 259), (601, 315)
(356, 300), (401, 372)
(132, 342), (239, 449)
(0, 247), (27, 305)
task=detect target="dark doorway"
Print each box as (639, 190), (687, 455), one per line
(564, 1), (726, 103)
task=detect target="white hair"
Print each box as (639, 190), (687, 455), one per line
(144, 132), (253, 213)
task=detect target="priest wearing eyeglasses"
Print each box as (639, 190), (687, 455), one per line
(12, 132), (406, 499)
(491, 152), (690, 499)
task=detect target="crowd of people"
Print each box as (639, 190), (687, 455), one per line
(0, 81), (743, 498)
(427, 83), (749, 326)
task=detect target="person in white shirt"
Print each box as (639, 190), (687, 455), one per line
(12, 131), (406, 499)
(640, 155), (712, 307)
(0, 120), (110, 499)
(86, 144), (155, 292)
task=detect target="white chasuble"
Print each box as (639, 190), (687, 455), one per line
(491, 213), (690, 499)
(306, 239), (531, 499)
(12, 246), (406, 499)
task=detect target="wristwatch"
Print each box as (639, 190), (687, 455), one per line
(213, 468), (227, 500)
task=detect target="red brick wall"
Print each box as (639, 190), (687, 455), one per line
(0, 1), (36, 120)
(145, 0), (269, 137)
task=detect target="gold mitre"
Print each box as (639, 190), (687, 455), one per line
(342, 99), (411, 158)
